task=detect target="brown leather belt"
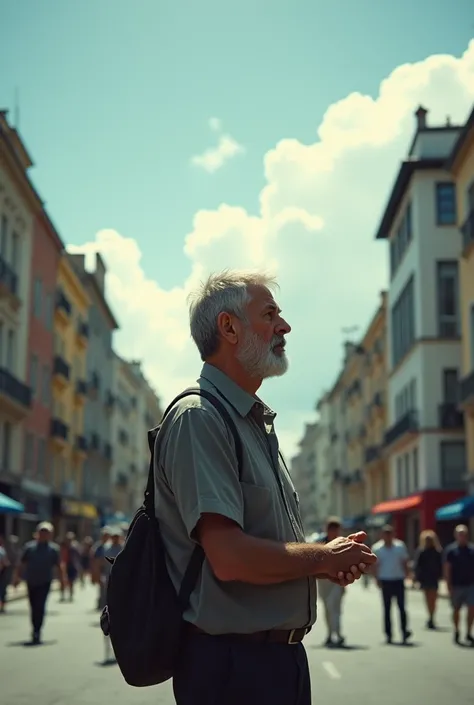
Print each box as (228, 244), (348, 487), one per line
(186, 623), (309, 644)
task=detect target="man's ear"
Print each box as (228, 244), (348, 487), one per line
(217, 312), (238, 344)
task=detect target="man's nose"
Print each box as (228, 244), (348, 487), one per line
(276, 318), (291, 335)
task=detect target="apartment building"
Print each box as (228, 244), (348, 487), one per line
(312, 397), (334, 525)
(51, 255), (93, 535)
(0, 111), (35, 537)
(290, 422), (319, 534)
(436, 103), (474, 527)
(374, 106), (466, 548)
(68, 253), (118, 523)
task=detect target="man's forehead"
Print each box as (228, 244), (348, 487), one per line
(247, 284), (279, 308)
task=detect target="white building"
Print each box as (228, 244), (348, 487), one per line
(290, 422), (320, 535)
(314, 394), (337, 523)
(110, 354), (162, 517)
(374, 106), (466, 548)
(0, 112), (34, 485)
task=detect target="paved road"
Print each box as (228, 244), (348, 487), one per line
(0, 581), (472, 705)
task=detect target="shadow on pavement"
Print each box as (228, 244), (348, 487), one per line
(386, 641), (420, 648)
(95, 658), (117, 667)
(6, 639), (58, 648)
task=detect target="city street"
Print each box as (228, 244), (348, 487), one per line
(0, 581), (472, 705)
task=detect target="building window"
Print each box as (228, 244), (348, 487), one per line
(37, 438), (46, 480)
(6, 329), (15, 372)
(437, 261), (459, 338)
(443, 369), (459, 404)
(24, 433), (35, 475)
(403, 453), (410, 495)
(11, 231), (20, 273)
(391, 276), (415, 366)
(2, 421), (12, 471)
(33, 277), (42, 318)
(389, 202), (413, 278)
(42, 364), (50, 407)
(435, 183), (456, 225)
(396, 457), (403, 496)
(29, 354), (39, 398)
(44, 292), (53, 330)
(440, 441), (466, 489)
(0, 215), (8, 257)
(412, 448), (419, 490)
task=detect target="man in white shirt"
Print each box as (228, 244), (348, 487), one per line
(372, 524), (411, 644)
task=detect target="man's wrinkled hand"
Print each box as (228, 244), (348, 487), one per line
(323, 535), (377, 584)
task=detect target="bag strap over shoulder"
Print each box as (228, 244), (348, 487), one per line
(145, 386), (244, 611)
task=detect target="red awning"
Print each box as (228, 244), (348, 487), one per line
(371, 495), (422, 515)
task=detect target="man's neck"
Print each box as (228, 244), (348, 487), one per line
(205, 358), (262, 395)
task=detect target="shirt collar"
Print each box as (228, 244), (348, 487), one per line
(199, 363), (276, 420)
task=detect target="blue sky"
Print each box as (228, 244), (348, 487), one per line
(1, 1), (473, 455)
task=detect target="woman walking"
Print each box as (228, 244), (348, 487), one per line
(414, 530), (443, 629)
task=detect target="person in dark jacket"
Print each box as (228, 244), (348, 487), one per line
(413, 529), (443, 629)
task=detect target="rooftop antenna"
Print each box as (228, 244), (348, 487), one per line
(14, 87), (20, 129)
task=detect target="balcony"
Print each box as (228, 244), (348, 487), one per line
(74, 435), (88, 457)
(104, 443), (113, 462)
(75, 379), (87, 401)
(50, 418), (69, 450)
(105, 391), (115, 412)
(118, 429), (129, 446)
(53, 355), (70, 391)
(88, 372), (100, 397)
(461, 209), (474, 256)
(116, 472), (128, 488)
(384, 410), (418, 448)
(460, 370), (474, 411)
(0, 254), (19, 305)
(365, 445), (381, 464)
(89, 433), (100, 452)
(438, 403), (464, 430)
(75, 321), (89, 350)
(55, 289), (71, 327)
(0, 367), (31, 420)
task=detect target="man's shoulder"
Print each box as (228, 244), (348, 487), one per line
(48, 542), (60, 553)
(160, 388), (234, 435)
(371, 540), (384, 552)
(393, 539), (407, 550)
(23, 540), (36, 552)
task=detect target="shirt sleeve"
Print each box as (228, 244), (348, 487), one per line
(20, 546), (30, 564)
(159, 405), (244, 540)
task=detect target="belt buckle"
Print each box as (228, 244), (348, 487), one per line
(287, 628), (299, 644)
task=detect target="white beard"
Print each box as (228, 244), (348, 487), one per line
(237, 329), (288, 379)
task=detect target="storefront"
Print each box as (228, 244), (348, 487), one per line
(53, 497), (100, 538)
(0, 479), (52, 544)
(370, 489), (464, 555)
(435, 495), (474, 546)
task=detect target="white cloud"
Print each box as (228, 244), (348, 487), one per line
(69, 42), (474, 458)
(191, 118), (245, 173)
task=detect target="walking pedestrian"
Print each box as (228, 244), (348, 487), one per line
(317, 517), (346, 647)
(372, 524), (412, 644)
(91, 526), (111, 611)
(155, 270), (377, 705)
(13, 522), (60, 645)
(413, 529), (443, 629)
(443, 524), (474, 645)
(59, 532), (81, 602)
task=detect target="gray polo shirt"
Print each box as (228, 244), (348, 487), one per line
(154, 363), (317, 635)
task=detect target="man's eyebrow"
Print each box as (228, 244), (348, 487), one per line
(262, 303), (281, 314)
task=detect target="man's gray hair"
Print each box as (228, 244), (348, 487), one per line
(188, 269), (278, 360)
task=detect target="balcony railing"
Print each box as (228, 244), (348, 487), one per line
(365, 445), (381, 464)
(438, 403), (464, 429)
(89, 432), (100, 451)
(460, 370), (474, 406)
(53, 355), (70, 380)
(0, 255), (18, 296)
(0, 367), (31, 407)
(56, 289), (71, 316)
(50, 418), (68, 440)
(76, 379), (87, 396)
(75, 435), (88, 452)
(384, 410), (418, 447)
(461, 209), (474, 252)
(77, 320), (89, 338)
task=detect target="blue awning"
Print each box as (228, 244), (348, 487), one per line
(0, 491), (24, 514)
(435, 495), (474, 522)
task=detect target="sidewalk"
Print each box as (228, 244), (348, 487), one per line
(5, 580), (61, 603)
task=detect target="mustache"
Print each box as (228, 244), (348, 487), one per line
(272, 336), (286, 349)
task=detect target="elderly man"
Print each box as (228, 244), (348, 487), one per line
(155, 270), (376, 705)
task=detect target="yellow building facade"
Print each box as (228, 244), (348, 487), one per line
(449, 104), (474, 497)
(52, 255), (91, 532)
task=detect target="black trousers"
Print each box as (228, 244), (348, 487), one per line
(380, 579), (408, 638)
(173, 633), (311, 705)
(27, 582), (51, 634)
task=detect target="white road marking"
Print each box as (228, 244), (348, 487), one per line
(322, 661), (341, 679)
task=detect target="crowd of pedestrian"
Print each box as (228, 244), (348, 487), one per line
(0, 521), (126, 644)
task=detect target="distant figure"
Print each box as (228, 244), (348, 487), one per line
(317, 517), (346, 647)
(14, 522), (60, 645)
(372, 524), (412, 644)
(413, 530), (443, 629)
(443, 524), (474, 645)
(59, 532), (81, 602)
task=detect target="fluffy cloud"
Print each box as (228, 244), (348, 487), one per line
(69, 42), (474, 458)
(191, 118), (245, 173)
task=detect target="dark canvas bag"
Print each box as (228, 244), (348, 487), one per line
(100, 387), (242, 687)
